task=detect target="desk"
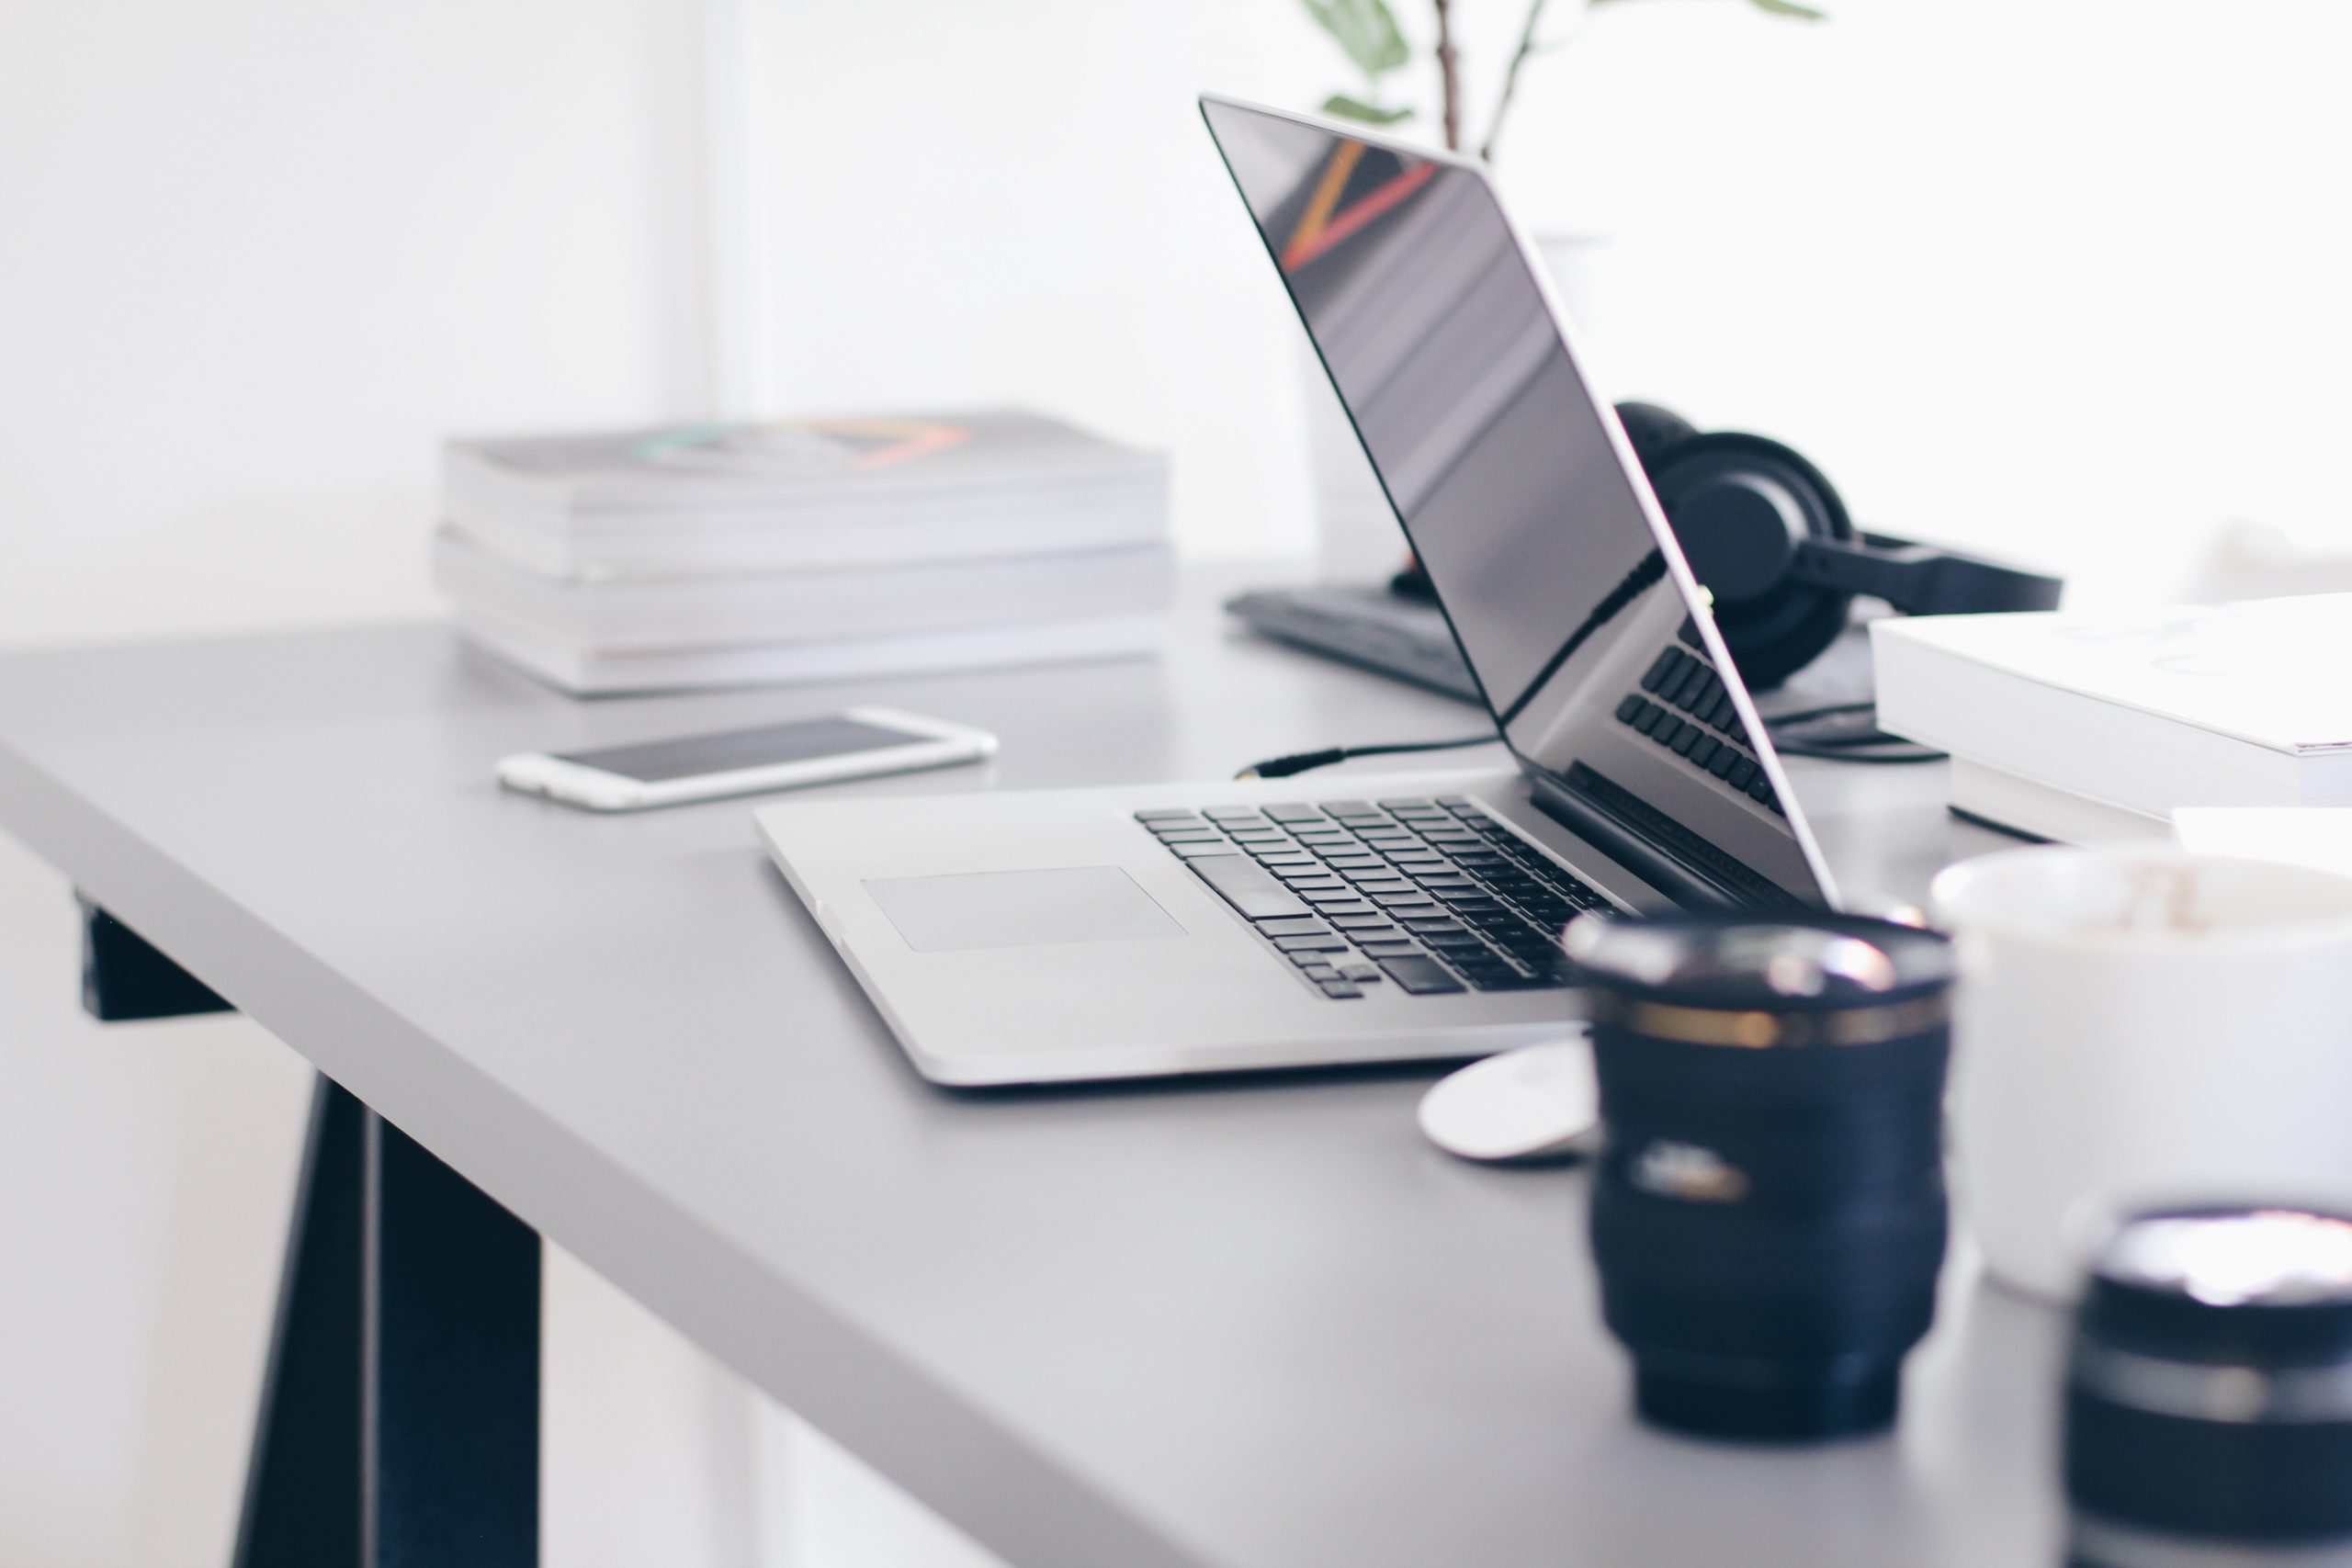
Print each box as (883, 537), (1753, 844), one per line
(0, 568), (2047, 1567)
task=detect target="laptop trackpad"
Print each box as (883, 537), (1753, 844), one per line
(865, 867), (1184, 953)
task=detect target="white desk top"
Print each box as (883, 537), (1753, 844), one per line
(0, 570), (2047, 1568)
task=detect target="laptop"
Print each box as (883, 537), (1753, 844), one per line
(753, 96), (1839, 1085)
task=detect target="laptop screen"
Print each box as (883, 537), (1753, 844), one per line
(1202, 97), (1832, 908)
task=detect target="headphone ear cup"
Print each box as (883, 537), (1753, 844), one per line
(1646, 432), (1854, 691)
(1612, 402), (1700, 480)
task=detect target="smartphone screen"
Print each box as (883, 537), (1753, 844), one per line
(553, 716), (928, 784)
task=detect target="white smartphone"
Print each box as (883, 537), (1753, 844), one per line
(496, 706), (997, 811)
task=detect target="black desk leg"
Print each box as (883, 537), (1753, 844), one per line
(363, 1103), (540, 1568)
(233, 1077), (365, 1568)
(232, 1077), (542, 1568)
(76, 895), (231, 1021)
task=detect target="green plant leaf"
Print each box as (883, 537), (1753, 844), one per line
(1746, 0), (1829, 18)
(1320, 93), (1415, 125)
(1300, 0), (1411, 78)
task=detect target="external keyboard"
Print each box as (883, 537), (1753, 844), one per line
(1136, 796), (1611, 1000)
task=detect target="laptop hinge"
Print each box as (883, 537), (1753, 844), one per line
(1526, 772), (1742, 910)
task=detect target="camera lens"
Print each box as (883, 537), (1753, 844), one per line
(2067, 1207), (2352, 1565)
(1565, 912), (1954, 1441)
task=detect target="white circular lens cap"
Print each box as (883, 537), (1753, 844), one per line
(1417, 1030), (1599, 1164)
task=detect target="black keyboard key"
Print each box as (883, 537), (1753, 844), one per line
(1291, 952), (1334, 968)
(1317, 800), (1376, 814)
(1150, 826), (1225, 841)
(1261, 805), (1324, 822)
(1302, 887), (1373, 906)
(1274, 934), (1349, 953)
(1669, 662), (1713, 711)
(1358, 940), (1424, 958)
(1688, 735), (1720, 768)
(1373, 896), (1441, 915)
(1167, 841), (1232, 859)
(1749, 776), (1776, 803)
(1651, 716), (1689, 749)
(1614, 694), (1647, 726)
(1728, 758), (1759, 789)
(1469, 968), (1560, 992)
(1187, 855), (1311, 920)
(1257, 918), (1331, 938)
(1252, 851), (1316, 866)
(1338, 963), (1382, 982)
(1640, 649), (1680, 694)
(1298, 961), (1341, 978)
(1379, 954), (1467, 995)
(1204, 807), (1267, 822)
(1378, 798), (1439, 811)
(1320, 855), (1385, 871)
(1135, 808), (1200, 821)
(1318, 979), (1364, 998)
(1225, 828), (1285, 843)
(1671, 727), (1703, 758)
(1400, 917), (1467, 934)
(1331, 920), (1400, 939)
(1708, 748), (1740, 780)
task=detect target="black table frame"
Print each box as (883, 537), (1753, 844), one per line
(85, 900), (541, 1568)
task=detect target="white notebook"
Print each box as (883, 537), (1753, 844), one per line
(1872, 595), (2352, 817)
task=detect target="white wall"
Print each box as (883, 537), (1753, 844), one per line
(746, 0), (2352, 599)
(6, 3), (2352, 1565)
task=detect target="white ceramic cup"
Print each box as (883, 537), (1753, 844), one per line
(1930, 844), (2352, 1301)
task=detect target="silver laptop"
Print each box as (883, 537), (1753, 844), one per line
(754, 96), (1839, 1085)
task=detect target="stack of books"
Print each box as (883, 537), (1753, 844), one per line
(434, 411), (1172, 694)
(1871, 595), (2352, 842)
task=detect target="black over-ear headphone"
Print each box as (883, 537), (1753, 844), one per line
(1614, 402), (2064, 689)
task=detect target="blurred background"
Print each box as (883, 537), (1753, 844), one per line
(6, 1), (2349, 1562)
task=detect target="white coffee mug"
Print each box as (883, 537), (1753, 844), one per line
(1930, 844), (2352, 1301)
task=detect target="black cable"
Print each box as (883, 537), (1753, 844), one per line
(1236, 700), (1942, 781)
(1235, 732), (1500, 781)
(1763, 701), (1878, 729)
(1764, 700), (1945, 762)
(1771, 744), (1946, 765)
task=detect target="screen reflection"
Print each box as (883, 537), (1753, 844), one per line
(1203, 98), (1829, 907)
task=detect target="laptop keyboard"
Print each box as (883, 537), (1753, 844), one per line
(1136, 796), (1612, 999)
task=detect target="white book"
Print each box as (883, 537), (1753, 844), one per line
(2173, 807), (2352, 875)
(445, 481), (1168, 580)
(1948, 758), (2171, 845)
(442, 409), (1166, 518)
(432, 531), (1175, 653)
(1871, 596), (2352, 817)
(459, 613), (1168, 695)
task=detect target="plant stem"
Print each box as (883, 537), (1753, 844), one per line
(1479, 0), (1556, 163)
(1432, 0), (1463, 152)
